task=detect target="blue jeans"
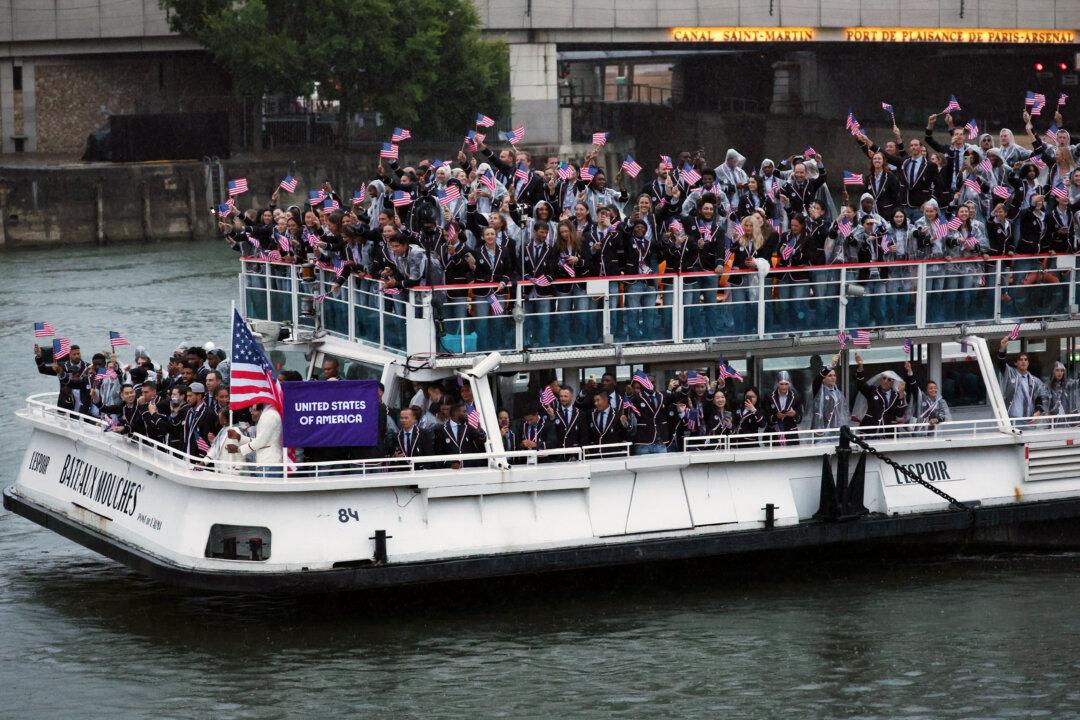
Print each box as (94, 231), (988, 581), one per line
(554, 287), (593, 343)
(634, 443), (667, 455)
(475, 294), (509, 351)
(775, 278), (809, 333)
(723, 284), (754, 336)
(926, 268), (946, 323)
(683, 282), (706, 339)
(525, 296), (551, 348)
(811, 269), (839, 330)
(625, 280), (657, 340)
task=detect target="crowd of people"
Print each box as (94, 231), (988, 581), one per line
(225, 107), (1080, 347)
(31, 327), (1069, 468)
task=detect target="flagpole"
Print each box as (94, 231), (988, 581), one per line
(229, 299), (235, 429)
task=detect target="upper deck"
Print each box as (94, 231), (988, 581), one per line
(239, 253), (1080, 369)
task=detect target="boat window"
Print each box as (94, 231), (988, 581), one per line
(313, 353), (382, 382)
(266, 349), (311, 378)
(205, 525), (271, 561)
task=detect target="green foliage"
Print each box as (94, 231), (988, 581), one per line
(159, 0), (508, 137)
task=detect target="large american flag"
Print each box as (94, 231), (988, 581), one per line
(229, 309), (282, 412)
(34, 321), (55, 337)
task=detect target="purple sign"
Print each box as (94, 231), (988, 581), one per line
(282, 380), (379, 448)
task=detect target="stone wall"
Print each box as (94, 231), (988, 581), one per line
(33, 53), (230, 155)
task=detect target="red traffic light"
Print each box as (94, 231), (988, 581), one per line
(1036, 62), (1045, 71)
(1060, 62), (1069, 71)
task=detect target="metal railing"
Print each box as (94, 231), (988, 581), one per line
(240, 253), (1079, 358)
(21, 393), (1080, 489)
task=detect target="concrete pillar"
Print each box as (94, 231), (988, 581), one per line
(21, 61), (35, 152)
(769, 61), (801, 116)
(928, 342), (943, 386)
(509, 42), (559, 145)
(0, 63), (13, 153)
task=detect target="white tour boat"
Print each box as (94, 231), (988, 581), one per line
(7, 255), (1080, 592)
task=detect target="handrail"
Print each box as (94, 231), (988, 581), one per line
(21, 393), (1080, 485)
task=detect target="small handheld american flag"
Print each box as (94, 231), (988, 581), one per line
(438, 185), (461, 206)
(853, 329), (871, 348)
(1025, 91), (1036, 107)
(903, 337), (913, 354)
(309, 190), (326, 206)
(964, 119), (979, 139)
(941, 95), (961, 114)
(323, 197), (340, 211)
(946, 216), (963, 231)
(803, 145), (816, 157)
(837, 331), (848, 350)
(467, 408), (481, 429)
(881, 101), (894, 116)
(1031, 155), (1047, 170)
(679, 164), (701, 186)
(1052, 183), (1069, 200)
(540, 386), (557, 407)
(265, 249), (282, 263)
(504, 126), (525, 145)
(53, 338), (71, 360)
(391, 191), (413, 207)
(963, 177), (981, 194)
(687, 370), (708, 387)
(659, 154), (673, 170)
(1032, 93), (1047, 115)
(34, 322), (55, 338)
(514, 162), (530, 182)
(352, 191), (363, 205)
(556, 162), (574, 181)
(780, 239), (796, 261)
(479, 170), (497, 193)
(216, 203), (233, 218)
(275, 231), (291, 252)
(108, 331), (130, 348)
(560, 258), (576, 277)
(621, 154), (642, 178)
(532, 275), (552, 287)
(718, 363), (743, 382)
(964, 236), (979, 251)
(592, 131), (609, 147)
(632, 371), (654, 391)
(279, 176), (298, 193)
(842, 171), (863, 187)
(977, 157), (993, 174)
(475, 113), (495, 127)
(1007, 323), (1021, 341)
(1043, 123), (1059, 145)
(227, 178), (248, 196)
(836, 217), (853, 238)
(992, 185), (1011, 200)
(1059, 93), (1069, 108)
(465, 130), (484, 151)
(380, 143), (399, 160)
(487, 293), (504, 316)
(391, 127), (411, 142)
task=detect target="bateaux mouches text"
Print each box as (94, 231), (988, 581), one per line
(55, 453), (142, 516)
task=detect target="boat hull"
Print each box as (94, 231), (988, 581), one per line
(8, 485), (1080, 593)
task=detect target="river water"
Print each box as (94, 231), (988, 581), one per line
(2, 242), (1079, 719)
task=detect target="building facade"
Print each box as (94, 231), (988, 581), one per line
(0, 0), (1078, 155)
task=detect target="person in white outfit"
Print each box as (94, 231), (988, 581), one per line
(226, 404), (283, 477)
